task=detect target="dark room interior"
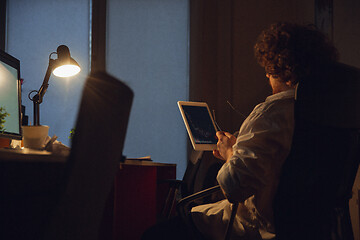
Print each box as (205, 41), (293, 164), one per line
(0, 0), (360, 239)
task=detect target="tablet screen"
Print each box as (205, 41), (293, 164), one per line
(182, 105), (217, 144)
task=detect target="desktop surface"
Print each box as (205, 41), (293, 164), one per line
(0, 147), (68, 162)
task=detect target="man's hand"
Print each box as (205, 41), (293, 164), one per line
(213, 131), (236, 161)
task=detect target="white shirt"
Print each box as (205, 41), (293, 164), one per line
(191, 89), (295, 240)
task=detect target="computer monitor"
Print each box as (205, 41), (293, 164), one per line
(0, 49), (22, 140)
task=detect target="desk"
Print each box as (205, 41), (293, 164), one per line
(0, 149), (68, 240)
(0, 149), (176, 240)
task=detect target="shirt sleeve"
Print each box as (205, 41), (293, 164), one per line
(216, 100), (294, 202)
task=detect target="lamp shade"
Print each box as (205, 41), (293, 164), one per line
(52, 45), (81, 77)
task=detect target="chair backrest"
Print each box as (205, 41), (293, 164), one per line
(181, 151), (223, 198)
(273, 62), (360, 240)
(42, 71), (133, 240)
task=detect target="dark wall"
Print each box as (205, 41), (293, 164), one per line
(190, 0), (314, 133)
(0, 0), (6, 51)
(334, 0), (360, 68)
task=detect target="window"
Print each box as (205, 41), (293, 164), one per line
(6, 0), (90, 145)
(6, 0), (189, 178)
(107, 0), (189, 178)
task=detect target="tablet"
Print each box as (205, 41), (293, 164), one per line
(178, 101), (218, 151)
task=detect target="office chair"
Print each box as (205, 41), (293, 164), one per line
(273, 62), (360, 240)
(42, 71), (134, 240)
(160, 150), (224, 220)
(177, 62), (360, 240)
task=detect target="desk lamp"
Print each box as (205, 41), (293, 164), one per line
(29, 45), (81, 126)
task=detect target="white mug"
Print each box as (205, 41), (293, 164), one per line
(22, 125), (49, 149)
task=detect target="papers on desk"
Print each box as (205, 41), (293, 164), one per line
(126, 156), (152, 161)
(7, 135), (70, 157)
(43, 135), (71, 156)
(0, 135), (70, 163)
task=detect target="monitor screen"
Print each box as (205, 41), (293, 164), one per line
(0, 49), (22, 140)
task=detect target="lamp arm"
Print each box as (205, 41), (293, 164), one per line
(36, 58), (55, 104)
(31, 58), (54, 126)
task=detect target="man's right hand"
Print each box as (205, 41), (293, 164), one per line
(213, 131), (236, 162)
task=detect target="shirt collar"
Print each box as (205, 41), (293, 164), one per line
(265, 89), (295, 102)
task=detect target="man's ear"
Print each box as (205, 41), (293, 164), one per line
(285, 80), (293, 87)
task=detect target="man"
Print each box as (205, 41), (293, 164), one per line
(142, 22), (338, 240)
(191, 22), (338, 239)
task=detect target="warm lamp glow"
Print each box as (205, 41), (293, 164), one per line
(53, 64), (81, 77)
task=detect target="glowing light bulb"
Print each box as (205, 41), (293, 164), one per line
(53, 64), (80, 77)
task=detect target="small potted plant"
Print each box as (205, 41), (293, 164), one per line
(69, 127), (75, 140)
(0, 107), (10, 148)
(0, 107), (9, 131)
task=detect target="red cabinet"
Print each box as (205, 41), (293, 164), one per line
(112, 160), (176, 240)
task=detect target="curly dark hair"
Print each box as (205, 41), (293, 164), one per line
(254, 22), (339, 85)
